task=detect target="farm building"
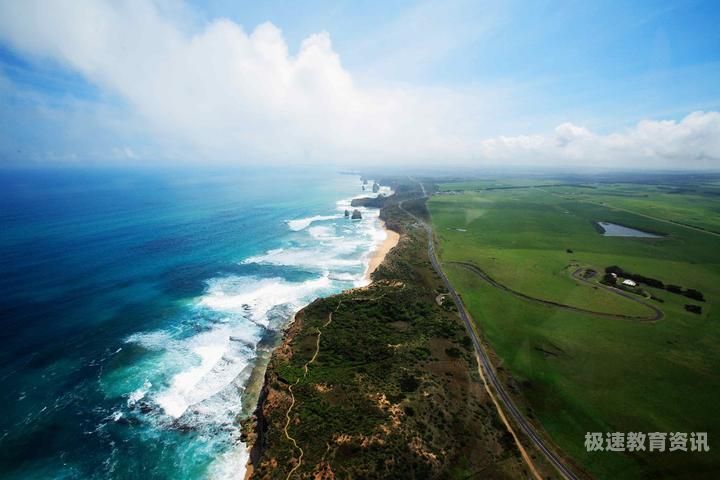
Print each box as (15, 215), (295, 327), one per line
(622, 279), (637, 287)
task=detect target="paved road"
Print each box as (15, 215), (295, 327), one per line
(398, 185), (580, 480)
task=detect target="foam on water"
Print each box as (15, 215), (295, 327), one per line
(128, 379), (152, 407)
(117, 179), (392, 479)
(287, 214), (341, 231)
(199, 274), (332, 324)
(207, 445), (250, 480)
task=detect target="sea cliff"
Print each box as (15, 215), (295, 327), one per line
(243, 180), (530, 479)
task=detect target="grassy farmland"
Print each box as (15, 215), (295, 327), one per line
(430, 180), (720, 479)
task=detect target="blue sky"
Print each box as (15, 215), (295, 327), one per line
(0, 0), (719, 168)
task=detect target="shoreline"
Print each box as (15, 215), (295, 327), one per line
(364, 220), (400, 281)
(242, 189), (396, 478)
(239, 179), (532, 478)
(243, 220), (401, 478)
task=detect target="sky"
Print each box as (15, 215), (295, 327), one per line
(0, 0), (719, 169)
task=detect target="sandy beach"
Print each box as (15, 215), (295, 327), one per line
(365, 222), (400, 280)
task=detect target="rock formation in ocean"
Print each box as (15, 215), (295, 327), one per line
(351, 209), (362, 219)
(344, 209), (350, 218)
(372, 182), (380, 193)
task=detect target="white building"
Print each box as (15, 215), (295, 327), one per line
(622, 279), (637, 287)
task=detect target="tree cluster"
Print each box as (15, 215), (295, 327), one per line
(604, 266), (704, 301)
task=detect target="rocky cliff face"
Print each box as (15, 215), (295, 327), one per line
(350, 194), (386, 208)
(243, 183), (532, 479)
(242, 308), (308, 477)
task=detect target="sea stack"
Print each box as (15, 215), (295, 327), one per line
(351, 209), (362, 220)
(372, 182), (380, 193)
(344, 209), (350, 218)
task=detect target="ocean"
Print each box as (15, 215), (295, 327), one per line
(0, 167), (391, 479)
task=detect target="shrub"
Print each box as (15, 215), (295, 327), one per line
(605, 265), (624, 275)
(445, 347), (462, 358)
(604, 265), (664, 288)
(399, 374), (420, 392)
(685, 304), (702, 315)
(684, 289), (705, 302)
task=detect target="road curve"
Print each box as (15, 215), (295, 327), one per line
(451, 261), (662, 322)
(398, 185), (580, 480)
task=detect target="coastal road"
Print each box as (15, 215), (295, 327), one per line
(398, 185), (580, 480)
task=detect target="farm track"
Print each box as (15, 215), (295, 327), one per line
(451, 261), (663, 322)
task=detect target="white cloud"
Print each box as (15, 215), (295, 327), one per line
(0, 0), (718, 169)
(480, 111), (720, 169)
(0, 0), (496, 164)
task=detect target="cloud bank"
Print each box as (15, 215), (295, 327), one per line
(0, 0), (719, 169)
(481, 111), (720, 170)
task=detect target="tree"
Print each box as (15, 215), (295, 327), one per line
(684, 289), (705, 302)
(601, 272), (617, 285)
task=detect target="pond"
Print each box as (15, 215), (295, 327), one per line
(596, 221), (663, 238)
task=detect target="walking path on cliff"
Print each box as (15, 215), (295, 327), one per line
(283, 301), (340, 480)
(282, 286), (394, 479)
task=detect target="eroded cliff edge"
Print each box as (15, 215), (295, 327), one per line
(243, 181), (532, 479)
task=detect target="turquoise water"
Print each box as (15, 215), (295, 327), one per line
(0, 167), (390, 479)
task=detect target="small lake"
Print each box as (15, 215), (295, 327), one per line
(596, 221), (662, 238)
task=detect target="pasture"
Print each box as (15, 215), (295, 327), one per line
(430, 181), (720, 479)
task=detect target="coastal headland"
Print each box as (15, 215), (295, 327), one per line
(242, 179), (540, 479)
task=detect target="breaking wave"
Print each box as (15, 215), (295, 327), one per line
(286, 214), (341, 231)
(116, 179), (393, 479)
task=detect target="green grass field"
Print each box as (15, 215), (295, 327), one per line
(429, 181), (720, 479)
(547, 183), (720, 234)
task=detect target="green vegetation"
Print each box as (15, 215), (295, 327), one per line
(430, 178), (720, 479)
(248, 183), (536, 479)
(604, 264), (706, 301)
(548, 182), (720, 234)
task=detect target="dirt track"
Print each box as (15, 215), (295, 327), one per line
(451, 261), (663, 322)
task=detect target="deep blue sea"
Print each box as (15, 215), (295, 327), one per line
(0, 167), (390, 479)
